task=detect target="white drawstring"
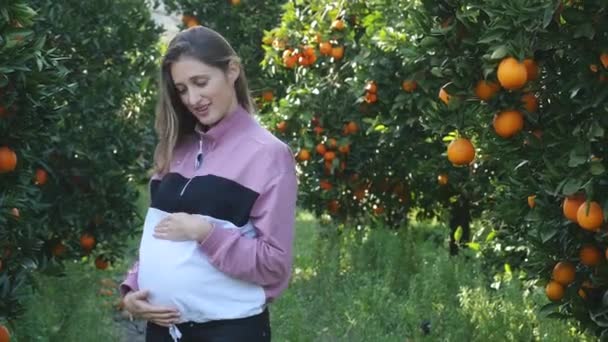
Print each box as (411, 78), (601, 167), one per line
(195, 138), (203, 170)
(169, 324), (182, 341)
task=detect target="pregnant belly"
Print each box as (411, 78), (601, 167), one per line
(137, 207), (266, 322)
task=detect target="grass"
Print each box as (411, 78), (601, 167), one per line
(9, 187), (596, 341)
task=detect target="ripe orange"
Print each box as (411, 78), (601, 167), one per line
(282, 49), (298, 69)
(546, 281), (565, 301)
(474, 80), (500, 101)
(338, 144), (350, 154)
(600, 53), (608, 69)
(324, 151), (336, 162)
(528, 195), (536, 208)
(345, 121), (359, 134)
(438, 87), (451, 105)
(51, 242), (66, 257)
(365, 81), (377, 94)
(276, 121), (287, 133)
(353, 188), (366, 201)
(563, 195), (585, 222)
(331, 19), (345, 31)
(327, 199), (340, 214)
(95, 256), (109, 270)
(523, 58), (539, 81)
(261, 90), (273, 102)
(364, 92), (377, 103)
(552, 261), (576, 285)
(437, 173), (448, 186)
(0, 324), (10, 342)
(319, 179), (332, 191)
(497, 57), (528, 90)
(331, 46), (344, 60)
(80, 233), (96, 251)
(231, 0), (241, 5)
(493, 110), (524, 138)
(35, 168), (48, 186)
(313, 126), (324, 135)
(297, 149), (311, 162)
(579, 245), (602, 266)
(521, 93), (538, 112)
(401, 80), (417, 93)
(576, 201), (604, 231)
(319, 41), (332, 56)
(327, 138), (338, 149)
(447, 138), (475, 166)
(315, 143), (327, 155)
(0, 147), (17, 173)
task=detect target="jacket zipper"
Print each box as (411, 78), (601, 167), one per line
(179, 138), (204, 196)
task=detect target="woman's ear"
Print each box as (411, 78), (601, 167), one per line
(227, 60), (240, 84)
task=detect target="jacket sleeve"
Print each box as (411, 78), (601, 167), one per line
(119, 260), (139, 297)
(198, 155), (297, 288)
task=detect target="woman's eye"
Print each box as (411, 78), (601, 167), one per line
(176, 88), (186, 94)
(196, 81), (207, 87)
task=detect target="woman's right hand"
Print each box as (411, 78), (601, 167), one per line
(123, 290), (181, 327)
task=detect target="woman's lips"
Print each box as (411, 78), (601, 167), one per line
(193, 104), (209, 117)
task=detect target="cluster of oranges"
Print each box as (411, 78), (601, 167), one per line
(545, 195), (606, 302)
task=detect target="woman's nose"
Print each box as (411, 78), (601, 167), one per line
(187, 90), (200, 106)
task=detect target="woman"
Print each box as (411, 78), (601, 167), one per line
(119, 26), (298, 342)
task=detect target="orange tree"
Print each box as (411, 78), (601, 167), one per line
(257, 0), (498, 256)
(390, 0), (608, 336)
(0, 0), (161, 321)
(259, 0), (608, 336)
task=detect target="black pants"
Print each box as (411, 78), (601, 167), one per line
(145, 309), (271, 342)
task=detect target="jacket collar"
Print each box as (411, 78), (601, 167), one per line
(194, 105), (250, 146)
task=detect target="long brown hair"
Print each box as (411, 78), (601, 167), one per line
(152, 26), (255, 176)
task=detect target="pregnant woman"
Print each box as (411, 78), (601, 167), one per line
(119, 26), (298, 342)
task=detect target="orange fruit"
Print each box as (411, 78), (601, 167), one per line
(231, 0), (241, 5)
(0, 147), (17, 173)
(577, 201), (604, 231)
(331, 46), (344, 60)
(600, 53), (608, 69)
(546, 281), (565, 301)
(497, 57), (528, 90)
(345, 121), (359, 134)
(327, 199), (340, 214)
(313, 126), (324, 135)
(51, 242), (66, 257)
(272, 38), (286, 50)
(331, 19), (345, 31)
(338, 144), (350, 154)
(353, 188), (366, 201)
(523, 58), (539, 81)
(365, 81), (377, 94)
(261, 90), (273, 102)
(493, 110), (524, 138)
(552, 261), (576, 285)
(35, 168), (48, 186)
(80, 233), (96, 251)
(319, 41), (332, 56)
(474, 80), (500, 101)
(282, 49), (298, 69)
(563, 195), (585, 223)
(95, 256), (109, 270)
(315, 143), (327, 155)
(373, 205), (385, 216)
(437, 173), (448, 186)
(324, 151), (336, 162)
(319, 179), (332, 191)
(401, 80), (417, 93)
(276, 121), (287, 133)
(327, 138), (338, 149)
(297, 149), (311, 162)
(10, 208), (19, 219)
(521, 93), (538, 112)
(0, 324), (10, 342)
(528, 195), (536, 208)
(438, 87), (451, 105)
(579, 245), (602, 266)
(364, 92), (377, 103)
(447, 138), (475, 166)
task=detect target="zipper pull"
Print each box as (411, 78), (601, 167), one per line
(194, 138), (203, 170)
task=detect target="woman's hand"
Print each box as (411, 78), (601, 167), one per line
(153, 213), (212, 242)
(123, 290), (181, 327)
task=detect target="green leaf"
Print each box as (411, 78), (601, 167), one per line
(454, 226), (463, 243)
(591, 162), (605, 176)
(490, 45), (509, 60)
(539, 302), (562, 318)
(466, 242), (480, 251)
(541, 227), (559, 243)
(568, 148), (587, 167)
(562, 178), (583, 195)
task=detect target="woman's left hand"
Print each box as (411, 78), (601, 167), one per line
(153, 213), (212, 242)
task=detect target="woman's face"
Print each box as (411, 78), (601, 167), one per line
(171, 56), (239, 127)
